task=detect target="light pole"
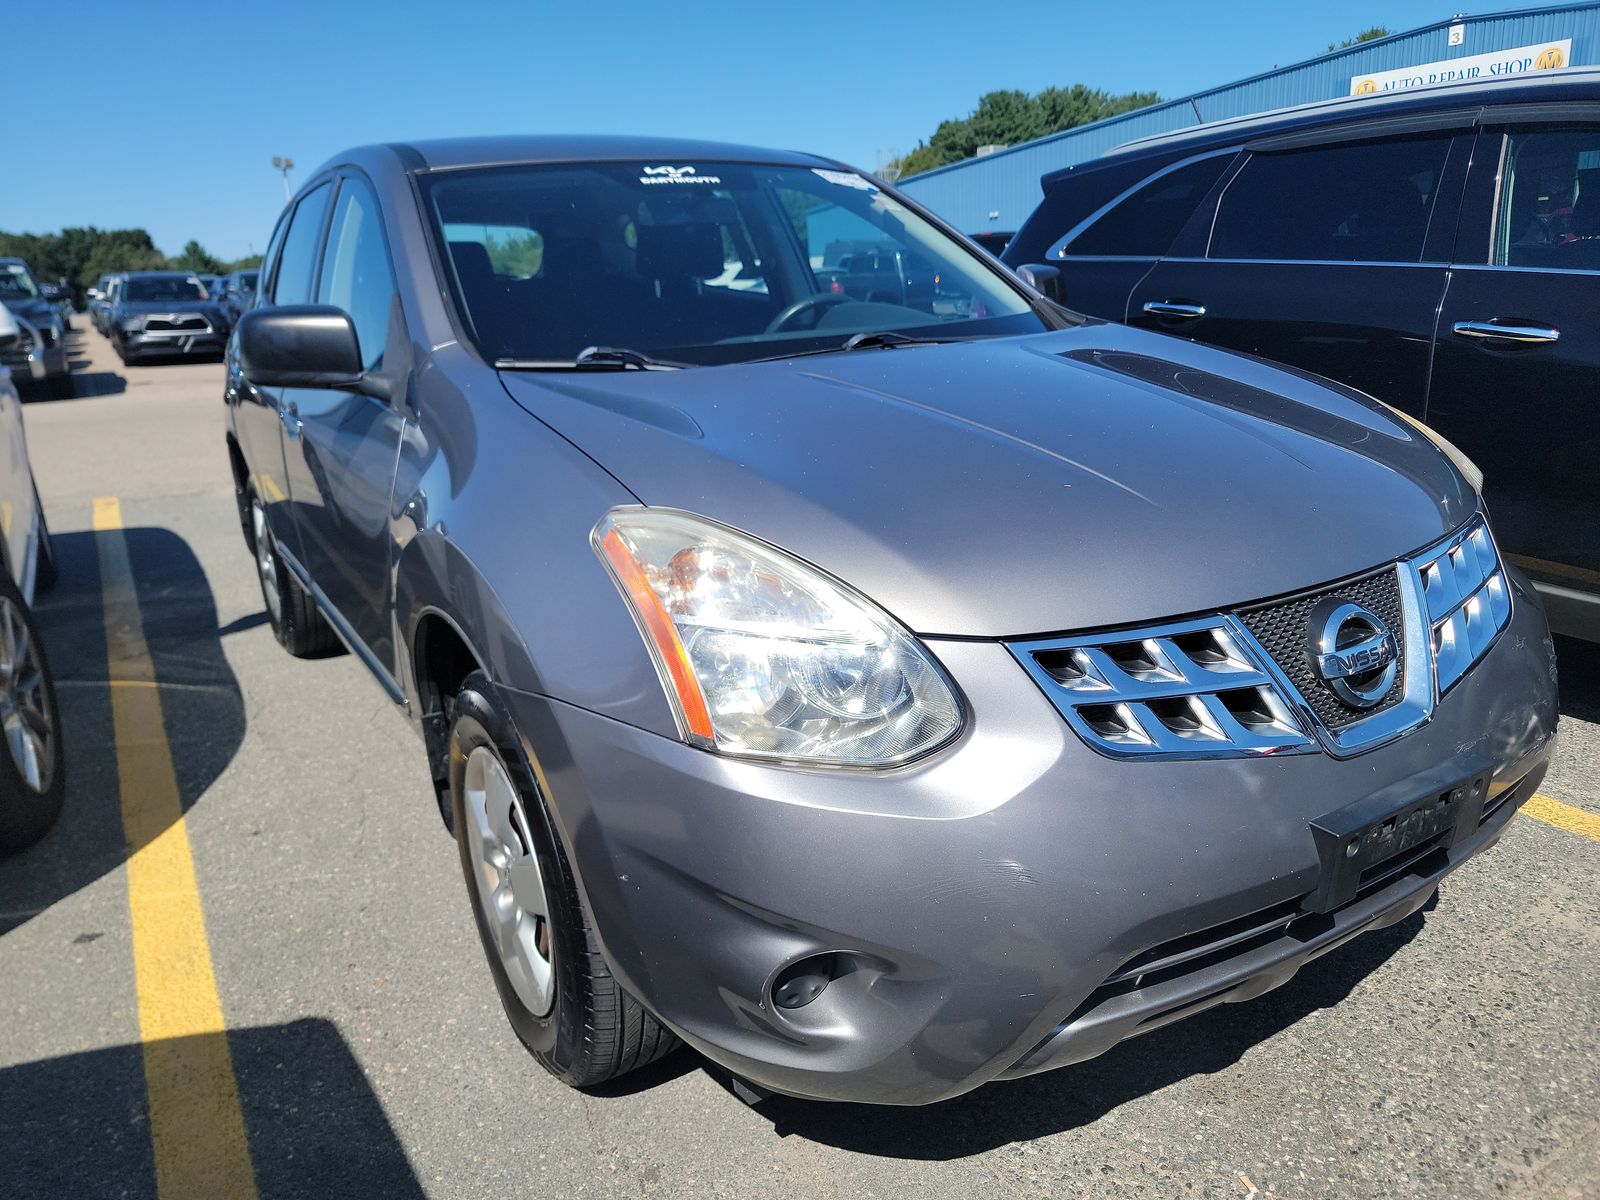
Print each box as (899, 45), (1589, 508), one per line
(271, 155), (295, 202)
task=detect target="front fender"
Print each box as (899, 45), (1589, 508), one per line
(390, 354), (677, 737)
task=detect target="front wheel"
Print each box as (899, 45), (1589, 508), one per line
(0, 572), (64, 850)
(248, 494), (340, 658)
(448, 671), (678, 1087)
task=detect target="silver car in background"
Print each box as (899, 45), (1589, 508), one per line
(0, 304), (63, 849)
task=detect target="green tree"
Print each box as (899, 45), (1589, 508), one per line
(1327, 26), (1392, 53)
(891, 84), (1161, 178)
(172, 240), (225, 274)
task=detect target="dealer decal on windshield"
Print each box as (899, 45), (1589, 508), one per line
(812, 168), (878, 192)
(640, 165), (722, 186)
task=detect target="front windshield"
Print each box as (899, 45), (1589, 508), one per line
(124, 277), (208, 302)
(0, 266), (41, 300)
(238, 272), (258, 291)
(423, 161), (1044, 366)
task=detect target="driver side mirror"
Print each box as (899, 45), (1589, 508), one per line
(1014, 263), (1065, 305)
(238, 305), (397, 402)
(239, 305), (365, 389)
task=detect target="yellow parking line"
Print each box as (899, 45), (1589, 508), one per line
(1524, 792), (1600, 843)
(94, 496), (258, 1200)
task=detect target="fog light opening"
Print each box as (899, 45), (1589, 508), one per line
(772, 952), (845, 1011)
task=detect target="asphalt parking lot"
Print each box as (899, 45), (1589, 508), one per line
(0, 318), (1596, 1200)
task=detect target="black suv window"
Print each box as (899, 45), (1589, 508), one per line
(270, 182), (332, 305)
(318, 178), (396, 371)
(1211, 135), (1451, 263)
(1493, 127), (1600, 271)
(1063, 155), (1231, 257)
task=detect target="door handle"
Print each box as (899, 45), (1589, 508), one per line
(1142, 301), (1207, 320)
(1452, 320), (1560, 344)
(280, 398), (302, 436)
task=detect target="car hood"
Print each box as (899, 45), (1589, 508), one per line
(2, 298), (53, 324)
(498, 324), (1476, 638)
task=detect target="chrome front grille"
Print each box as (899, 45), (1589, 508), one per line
(1416, 520), (1510, 694)
(1010, 616), (1313, 758)
(1237, 567), (1407, 731)
(145, 313), (210, 333)
(1012, 515), (1508, 761)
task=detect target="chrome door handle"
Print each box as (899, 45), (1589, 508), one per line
(1452, 320), (1559, 344)
(1142, 301), (1207, 320)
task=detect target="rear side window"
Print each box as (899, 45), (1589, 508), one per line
(270, 182), (332, 305)
(1063, 155), (1231, 257)
(318, 179), (396, 371)
(1211, 135), (1451, 263)
(1493, 126), (1600, 271)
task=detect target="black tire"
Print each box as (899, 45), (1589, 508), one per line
(448, 671), (679, 1087)
(248, 493), (341, 658)
(0, 571), (64, 851)
(31, 485), (56, 594)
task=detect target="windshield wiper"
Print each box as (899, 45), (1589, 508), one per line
(494, 346), (688, 372)
(839, 330), (951, 352)
(744, 330), (968, 366)
(574, 345), (686, 370)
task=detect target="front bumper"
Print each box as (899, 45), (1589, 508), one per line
(0, 340), (67, 382)
(119, 329), (227, 358)
(502, 571), (1558, 1105)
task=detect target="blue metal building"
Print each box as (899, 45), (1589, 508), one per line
(898, 3), (1600, 233)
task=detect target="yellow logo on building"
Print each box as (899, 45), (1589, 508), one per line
(1355, 79), (1379, 94)
(1535, 46), (1566, 70)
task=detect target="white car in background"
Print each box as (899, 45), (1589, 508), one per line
(0, 304), (63, 849)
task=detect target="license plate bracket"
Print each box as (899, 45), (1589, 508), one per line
(1307, 774), (1487, 912)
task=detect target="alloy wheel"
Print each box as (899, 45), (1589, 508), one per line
(463, 744), (556, 1016)
(252, 499), (282, 627)
(0, 596), (53, 794)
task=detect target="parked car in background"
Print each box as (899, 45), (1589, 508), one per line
(0, 304), (64, 849)
(1003, 68), (1600, 641)
(87, 274), (119, 335)
(226, 135), (1554, 1106)
(39, 282), (74, 327)
(0, 260), (70, 399)
(108, 272), (230, 364)
(216, 269), (259, 324)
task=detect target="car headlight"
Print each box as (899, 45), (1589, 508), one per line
(119, 316), (146, 333)
(593, 508), (963, 766)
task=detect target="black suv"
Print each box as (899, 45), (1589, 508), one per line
(1004, 69), (1600, 641)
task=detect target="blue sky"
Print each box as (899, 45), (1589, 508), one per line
(9, 1), (1563, 260)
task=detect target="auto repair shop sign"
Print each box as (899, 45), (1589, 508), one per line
(1351, 39), (1571, 96)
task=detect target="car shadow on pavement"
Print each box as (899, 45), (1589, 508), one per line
(1554, 635), (1599, 722)
(0, 526), (244, 934)
(742, 897), (1433, 1158)
(0, 1017), (426, 1199)
(64, 368), (128, 399)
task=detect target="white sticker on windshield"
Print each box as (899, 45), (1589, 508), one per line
(639, 165), (722, 186)
(812, 168), (878, 191)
